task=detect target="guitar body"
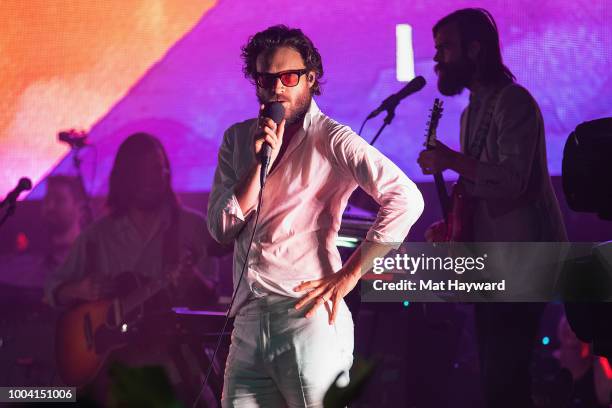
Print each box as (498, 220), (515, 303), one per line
(55, 299), (125, 386)
(446, 181), (475, 242)
(55, 272), (140, 386)
(55, 259), (193, 386)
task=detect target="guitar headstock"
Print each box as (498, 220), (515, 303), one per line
(424, 98), (444, 148)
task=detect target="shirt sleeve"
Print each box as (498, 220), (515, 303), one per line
(470, 85), (541, 199)
(44, 233), (88, 307)
(207, 126), (249, 244)
(328, 123), (424, 244)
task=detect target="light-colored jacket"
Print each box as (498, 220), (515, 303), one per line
(460, 83), (567, 242)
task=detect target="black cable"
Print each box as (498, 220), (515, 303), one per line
(72, 146), (94, 225)
(192, 163), (270, 408)
(0, 204), (15, 228)
(358, 117), (369, 136)
(369, 121), (390, 146)
(89, 144), (98, 201)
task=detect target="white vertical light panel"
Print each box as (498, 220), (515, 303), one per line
(396, 24), (415, 82)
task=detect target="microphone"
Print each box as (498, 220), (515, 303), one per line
(260, 102), (285, 186)
(366, 75), (426, 120)
(1, 177), (32, 208)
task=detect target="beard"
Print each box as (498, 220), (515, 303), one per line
(285, 91), (311, 125)
(435, 57), (476, 96)
(258, 87), (312, 126)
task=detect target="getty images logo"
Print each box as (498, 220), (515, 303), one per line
(372, 253), (488, 275)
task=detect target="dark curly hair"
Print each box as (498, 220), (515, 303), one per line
(241, 25), (324, 95)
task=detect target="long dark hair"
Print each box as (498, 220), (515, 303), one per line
(241, 25), (324, 95)
(433, 8), (515, 85)
(106, 132), (177, 216)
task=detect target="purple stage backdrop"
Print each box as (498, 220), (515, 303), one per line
(31, 0), (612, 198)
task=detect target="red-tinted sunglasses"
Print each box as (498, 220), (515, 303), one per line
(254, 69), (308, 89)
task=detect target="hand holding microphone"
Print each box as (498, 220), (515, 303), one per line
(255, 102), (285, 185)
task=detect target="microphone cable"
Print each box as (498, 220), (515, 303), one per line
(192, 160), (271, 408)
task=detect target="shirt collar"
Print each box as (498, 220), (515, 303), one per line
(302, 98), (320, 132)
(262, 98), (319, 180)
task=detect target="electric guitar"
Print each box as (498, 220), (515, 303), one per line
(55, 254), (194, 386)
(424, 98), (473, 242)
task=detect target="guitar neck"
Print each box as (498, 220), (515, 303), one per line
(121, 275), (172, 317)
(423, 98), (446, 223)
(433, 172), (450, 223)
(117, 250), (193, 318)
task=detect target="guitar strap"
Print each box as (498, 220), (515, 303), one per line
(132, 205), (181, 314)
(128, 205), (181, 281)
(465, 87), (503, 160)
(456, 87), (504, 197)
(162, 205), (181, 269)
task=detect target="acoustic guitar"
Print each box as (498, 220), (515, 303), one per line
(55, 254), (193, 386)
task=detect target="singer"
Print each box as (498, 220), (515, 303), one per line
(207, 25), (424, 407)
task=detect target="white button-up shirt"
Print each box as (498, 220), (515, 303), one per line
(207, 100), (423, 315)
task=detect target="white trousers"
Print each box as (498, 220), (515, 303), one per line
(221, 294), (354, 407)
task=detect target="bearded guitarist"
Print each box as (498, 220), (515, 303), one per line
(46, 133), (218, 400)
(417, 9), (567, 408)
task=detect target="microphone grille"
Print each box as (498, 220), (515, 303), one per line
(18, 177), (32, 191)
(412, 75), (427, 90)
(263, 102), (285, 124)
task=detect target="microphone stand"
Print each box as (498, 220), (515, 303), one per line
(71, 144), (94, 225)
(0, 202), (17, 229)
(0, 179), (31, 229)
(369, 105), (397, 146)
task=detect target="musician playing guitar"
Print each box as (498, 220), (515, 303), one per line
(46, 133), (218, 402)
(417, 9), (567, 408)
